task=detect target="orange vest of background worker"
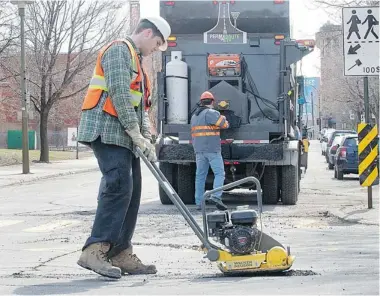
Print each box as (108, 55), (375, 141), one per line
(81, 38), (152, 116)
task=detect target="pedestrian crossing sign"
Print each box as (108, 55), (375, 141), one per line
(342, 6), (379, 76)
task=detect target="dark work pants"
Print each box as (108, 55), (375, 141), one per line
(82, 137), (142, 258)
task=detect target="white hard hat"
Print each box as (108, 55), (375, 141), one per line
(141, 16), (171, 51)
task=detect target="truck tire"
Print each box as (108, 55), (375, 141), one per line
(177, 164), (195, 205)
(262, 166), (279, 204)
(159, 162), (177, 205)
(281, 165), (298, 205)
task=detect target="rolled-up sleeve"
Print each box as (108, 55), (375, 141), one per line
(101, 43), (139, 130)
(206, 110), (229, 129)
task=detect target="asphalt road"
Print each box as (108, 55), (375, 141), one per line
(0, 142), (378, 295)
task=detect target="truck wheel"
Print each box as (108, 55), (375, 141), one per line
(281, 165), (298, 205)
(159, 162), (177, 205)
(177, 164), (195, 205)
(262, 166), (279, 204)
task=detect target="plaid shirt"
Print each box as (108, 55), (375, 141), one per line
(77, 38), (151, 151)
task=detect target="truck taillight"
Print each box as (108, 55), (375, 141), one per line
(168, 41), (177, 47)
(165, 1), (175, 5)
(224, 161), (240, 165)
(339, 147), (347, 158)
(274, 34), (284, 45)
(274, 0), (285, 3)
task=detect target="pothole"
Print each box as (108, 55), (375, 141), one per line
(285, 269), (319, 276)
(7, 269), (319, 280)
(69, 210), (95, 216)
(22, 237), (69, 244)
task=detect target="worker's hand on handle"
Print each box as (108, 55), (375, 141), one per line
(125, 125), (157, 162)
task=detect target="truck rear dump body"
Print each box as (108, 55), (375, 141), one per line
(155, 0), (314, 205)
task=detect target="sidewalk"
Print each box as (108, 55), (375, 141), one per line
(306, 140), (379, 226)
(329, 200), (379, 226)
(0, 156), (99, 187)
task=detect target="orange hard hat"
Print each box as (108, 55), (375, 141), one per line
(200, 91), (214, 101)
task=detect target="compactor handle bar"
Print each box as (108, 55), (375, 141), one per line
(202, 177), (263, 213)
(201, 176), (263, 249)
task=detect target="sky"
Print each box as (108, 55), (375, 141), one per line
(139, 0), (337, 78)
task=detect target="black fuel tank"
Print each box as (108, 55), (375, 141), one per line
(230, 209), (258, 226)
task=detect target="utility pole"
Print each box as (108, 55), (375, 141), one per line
(11, 0), (34, 174)
(311, 91), (315, 139)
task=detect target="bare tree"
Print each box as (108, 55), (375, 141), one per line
(3, 0), (129, 162)
(314, 0), (379, 10)
(0, 2), (19, 58)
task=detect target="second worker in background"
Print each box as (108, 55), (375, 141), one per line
(191, 91), (229, 211)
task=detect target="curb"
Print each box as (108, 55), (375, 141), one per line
(328, 209), (379, 226)
(1, 167), (99, 188)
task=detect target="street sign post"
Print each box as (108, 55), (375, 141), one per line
(358, 123), (379, 209)
(342, 6), (379, 77)
(342, 6), (379, 209)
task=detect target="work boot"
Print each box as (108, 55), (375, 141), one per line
(209, 196), (228, 211)
(77, 242), (122, 279)
(110, 246), (157, 275)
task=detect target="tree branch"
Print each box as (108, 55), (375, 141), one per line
(30, 94), (41, 113)
(58, 84), (89, 101)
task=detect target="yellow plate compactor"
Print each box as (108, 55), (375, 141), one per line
(136, 148), (295, 275)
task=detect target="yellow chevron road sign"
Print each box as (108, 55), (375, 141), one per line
(358, 123), (379, 187)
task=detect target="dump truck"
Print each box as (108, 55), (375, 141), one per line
(154, 0), (314, 205)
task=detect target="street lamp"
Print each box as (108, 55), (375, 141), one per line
(11, 0), (34, 174)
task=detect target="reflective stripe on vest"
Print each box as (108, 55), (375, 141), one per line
(191, 125), (220, 137)
(192, 131), (220, 137)
(81, 38), (151, 117)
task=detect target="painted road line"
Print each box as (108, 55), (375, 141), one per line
(23, 220), (81, 233)
(0, 220), (24, 228)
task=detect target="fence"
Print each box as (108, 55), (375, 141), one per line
(0, 129), (90, 152)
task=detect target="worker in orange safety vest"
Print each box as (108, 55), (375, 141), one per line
(191, 91), (229, 211)
(76, 16), (171, 280)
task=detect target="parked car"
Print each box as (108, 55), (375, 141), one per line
(320, 128), (335, 156)
(335, 135), (379, 182)
(334, 135), (359, 179)
(325, 130), (356, 163)
(328, 135), (345, 169)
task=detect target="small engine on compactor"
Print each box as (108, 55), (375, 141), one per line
(206, 207), (260, 255)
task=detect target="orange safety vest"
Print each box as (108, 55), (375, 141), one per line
(81, 39), (152, 117)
